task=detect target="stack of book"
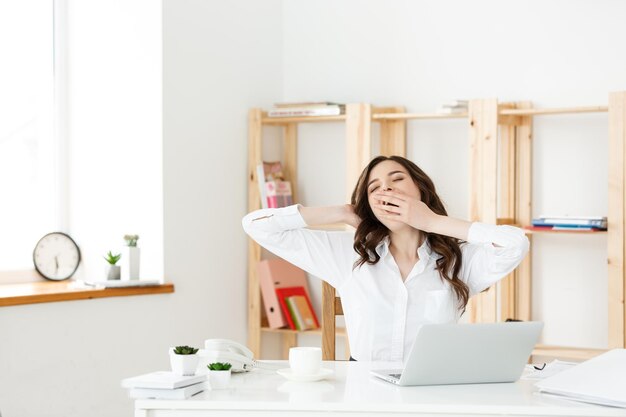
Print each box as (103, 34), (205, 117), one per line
(530, 215), (608, 232)
(437, 100), (468, 114)
(121, 371), (208, 400)
(256, 161), (293, 209)
(267, 102), (345, 118)
(276, 286), (320, 331)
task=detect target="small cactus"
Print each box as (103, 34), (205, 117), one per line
(172, 345), (199, 355)
(208, 362), (232, 371)
(103, 251), (121, 265)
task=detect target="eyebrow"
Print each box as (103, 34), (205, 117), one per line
(367, 170), (405, 188)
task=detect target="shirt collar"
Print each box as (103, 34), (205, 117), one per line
(375, 236), (435, 260)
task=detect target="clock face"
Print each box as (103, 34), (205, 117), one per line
(33, 232), (81, 281)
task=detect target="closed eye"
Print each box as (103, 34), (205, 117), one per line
(393, 177), (404, 182)
(369, 186), (379, 193)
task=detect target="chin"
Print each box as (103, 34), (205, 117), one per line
(378, 218), (408, 232)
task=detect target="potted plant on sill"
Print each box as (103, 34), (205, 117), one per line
(170, 345), (200, 376)
(207, 362), (232, 389)
(104, 251), (121, 280)
(122, 234), (140, 280)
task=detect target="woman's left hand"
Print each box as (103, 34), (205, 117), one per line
(372, 190), (440, 232)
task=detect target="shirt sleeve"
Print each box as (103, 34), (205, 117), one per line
(241, 204), (355, 289)
(460, 222), (530, 296)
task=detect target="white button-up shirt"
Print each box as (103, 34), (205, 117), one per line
(242, 204), (530, 362)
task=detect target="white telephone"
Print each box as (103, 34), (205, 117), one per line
(198, 339), (282, 372)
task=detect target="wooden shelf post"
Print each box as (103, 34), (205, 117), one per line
(608, 91), (626, 349)
(467, 98), (499, 323)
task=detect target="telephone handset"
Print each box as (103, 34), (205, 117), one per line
(199, 339), (281, 372)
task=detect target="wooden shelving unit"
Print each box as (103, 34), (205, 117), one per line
(247, 103), (407, 358)
(467, 93), (626, 362)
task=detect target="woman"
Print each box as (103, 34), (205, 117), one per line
(242, 155), (529, 362)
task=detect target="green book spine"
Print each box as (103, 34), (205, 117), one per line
(285, 297), (302, 331)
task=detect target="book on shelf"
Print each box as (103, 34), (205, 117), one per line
(532, 216), (607, 229)
(265, 180), (293, 208)
(441, 99), (469, 108)
(275, 286), (319, 331)
(274, 101), (345, 109)
(128, 381), (208, 400)
(256, 161), (293, 209)
(121, 371), (207, 390)
(286, 295), (319, 331)
(267, 105), (344, 117)
(526, 225), (606, 232)
(437, 99), (468, 114)
(258, 259), (311, 329)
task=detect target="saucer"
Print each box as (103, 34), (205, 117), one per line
(277, 368), (334, 382)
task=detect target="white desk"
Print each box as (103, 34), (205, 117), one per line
(134, 361), (626, 417)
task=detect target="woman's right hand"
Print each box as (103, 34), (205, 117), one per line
(343, 204), (361, 229)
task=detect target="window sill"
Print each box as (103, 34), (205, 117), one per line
(0, 280), (174, 307)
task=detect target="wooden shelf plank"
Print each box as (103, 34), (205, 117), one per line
(499, 106), (608, 116)
(372, 112), (468, 120)
(261, 115), (347, 124)
(532, 344), (607, 361)
(261, 326), (347, 336)
(0, 281), (174, 307)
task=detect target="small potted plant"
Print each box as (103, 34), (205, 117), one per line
(103, 251), (121, 280)
(170, 345), (200, 376)
(122, 234), (140, 280)
(207, 362), (232, 389)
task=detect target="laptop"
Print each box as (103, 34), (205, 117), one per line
(371, 321), (543, 386)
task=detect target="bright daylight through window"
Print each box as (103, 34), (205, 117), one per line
(0, 1), (58, 272)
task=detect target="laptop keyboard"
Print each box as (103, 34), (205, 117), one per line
(390, 373), (402, 379)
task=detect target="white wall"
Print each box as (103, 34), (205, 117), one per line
(0, 1), (283, 416)
(282, 0), (626, 349)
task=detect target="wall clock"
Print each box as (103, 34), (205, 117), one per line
(33, 232), (81, 281)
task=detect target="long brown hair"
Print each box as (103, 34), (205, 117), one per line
(351, 155), (469, 312)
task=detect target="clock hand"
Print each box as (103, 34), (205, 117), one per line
(55, 256), (59, 273)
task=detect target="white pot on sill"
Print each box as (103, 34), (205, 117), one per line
(169, 350), (200, 376)
(105, 264), (121, 280)
(208, 370), (231, 389)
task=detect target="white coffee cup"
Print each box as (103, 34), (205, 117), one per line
(289, 347), (322, 375)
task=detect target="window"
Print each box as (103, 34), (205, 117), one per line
(0, 1), (62, 273)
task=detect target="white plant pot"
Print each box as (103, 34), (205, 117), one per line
(105, 264), (120, 280)
(169, 351), (200, 376)
(121, 246), (140, 280)
(208, 370), (231, 389)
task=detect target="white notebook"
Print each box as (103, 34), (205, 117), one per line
(535, 349), (626, 408)
(122, 371), (206, 389)
(129, 381), (207, 400)
(79, 279), (162, 288)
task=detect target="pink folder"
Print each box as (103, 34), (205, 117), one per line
(257, 259), (311, 329)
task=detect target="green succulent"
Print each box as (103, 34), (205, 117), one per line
(172, 345), (199, 355)
(103, 251), (121, 265)
(208, 362), (232, 371)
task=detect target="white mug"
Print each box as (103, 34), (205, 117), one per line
(289, 347), (322, 375)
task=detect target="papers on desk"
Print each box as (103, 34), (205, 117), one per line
(535, 349), (626, 408)
(522, 360), (578, 380)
